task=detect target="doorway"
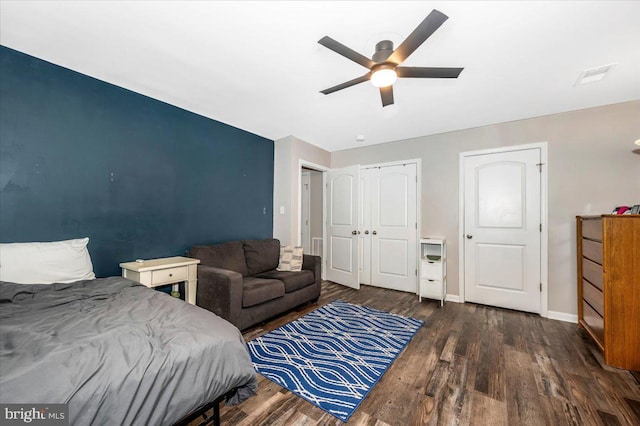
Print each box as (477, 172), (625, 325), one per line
(300, 168), (323, 256)
(298, 161), (328, 280)
(459, 143), (548, 315)
(326, 160), (420, 293)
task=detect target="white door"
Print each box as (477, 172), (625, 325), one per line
(359, 169), (372, 285)
(370, 163), (418, 293)
(326, 165), (360, 289)
(463, 148), (541, 313)
(301, 172), (311, 254)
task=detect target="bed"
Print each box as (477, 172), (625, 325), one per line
(0, 276), (258, 425)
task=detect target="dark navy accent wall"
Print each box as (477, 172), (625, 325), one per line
(0, 46), (274, 277)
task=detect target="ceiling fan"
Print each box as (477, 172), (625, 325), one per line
(318, 9), (464, 107)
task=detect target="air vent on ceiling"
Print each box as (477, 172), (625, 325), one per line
(575, 63), (616, 86)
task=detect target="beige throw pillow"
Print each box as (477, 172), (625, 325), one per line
(277, 245), (303, 272)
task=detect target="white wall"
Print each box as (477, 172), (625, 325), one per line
(331, 100), (640, 316)
(273, 136), (293, 244)
(273, 135), (330, 246)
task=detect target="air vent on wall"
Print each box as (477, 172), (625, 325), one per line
(575, 64), (616, 86)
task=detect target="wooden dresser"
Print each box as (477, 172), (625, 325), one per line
(577, 215), (640, 371)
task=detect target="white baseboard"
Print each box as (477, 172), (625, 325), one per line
(438, 297), (578, 324)
(445, 294), (461, 303)
(545, 310), (578, 323)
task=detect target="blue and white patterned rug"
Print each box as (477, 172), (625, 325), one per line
(246, 300), (423, 422)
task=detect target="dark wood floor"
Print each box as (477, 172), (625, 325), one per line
(215, 282), (640, 425)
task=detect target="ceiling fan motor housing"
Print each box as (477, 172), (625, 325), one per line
(372, 40), (394, 63)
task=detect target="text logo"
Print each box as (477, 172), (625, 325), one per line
(0, 404), (68, 426)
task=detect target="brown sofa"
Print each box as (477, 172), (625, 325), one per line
(188, 239), (321, 330)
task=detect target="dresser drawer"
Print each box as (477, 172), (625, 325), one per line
(582, 239), (603, 265)
(420, 279), (443, 299)
(582, 258), (603, 291)
(582, 300), (604, 345)
(583, 280), (603, 317)
(582, 218), (602, 241)
(421, 261), (442, 279)
(151, 266), (187, 285)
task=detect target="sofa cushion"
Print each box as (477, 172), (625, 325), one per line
(255, 270), (315, 293)
(189, 241), (249, 277)
(242, 277), (285, 308)
(242, 239), (280, 276)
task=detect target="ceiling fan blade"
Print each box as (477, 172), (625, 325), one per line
(318, 36), (375, 69)
(387, 9), (449, 65)
(397, 66), (464, 78)
(380, 85), (394, 107)
(320, 73), (371, 95)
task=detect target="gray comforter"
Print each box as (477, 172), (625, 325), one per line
(0, 277), (257, 425)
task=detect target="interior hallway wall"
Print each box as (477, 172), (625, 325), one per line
(273, 136), (330, 246)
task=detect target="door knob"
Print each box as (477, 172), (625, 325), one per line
(466, 234), (473, 239)
(364, 230), (369, 235)
(372, 230), (378, 235)
(352, 230), (357, 235)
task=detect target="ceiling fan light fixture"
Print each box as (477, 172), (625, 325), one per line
(371, 64), (397, 88)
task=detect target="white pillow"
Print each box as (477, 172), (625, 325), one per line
(0, 238), (96, 284)
(277, 245), (303, 272)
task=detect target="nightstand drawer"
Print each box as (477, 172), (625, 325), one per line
(152, 267), (187, 285)
(420, 279), (443, 299)
(421, 261), (442, 279)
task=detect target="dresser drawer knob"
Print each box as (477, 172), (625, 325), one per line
(169, 273), (173, 277)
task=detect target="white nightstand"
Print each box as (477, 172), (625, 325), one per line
(120, 256), (200, 305)
(419, 238), (447, 306)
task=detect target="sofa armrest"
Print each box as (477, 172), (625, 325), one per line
(196, 265), (244, 328)
(302, 254), (322, 294)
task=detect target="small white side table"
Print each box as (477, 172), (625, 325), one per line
(419, 238), (447, 306)
(120, 256), (200, 305)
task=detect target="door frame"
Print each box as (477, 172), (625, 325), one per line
(300, 171), (311, 254)
(458, 142), (548, 316)
(298, 159), (329, 279)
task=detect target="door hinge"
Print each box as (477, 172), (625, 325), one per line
(415, 269), (418, 276)
(539, 223), (542, 232)
(540, 283), (542, 292)
(536, 162), (545, 172)
(415, 222), (418, 229)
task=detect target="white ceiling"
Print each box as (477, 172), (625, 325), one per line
(1, 1), (639, 152)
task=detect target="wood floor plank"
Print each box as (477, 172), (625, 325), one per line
(547, 398), (584, 426)
(597, 410), (622, 426)
(624, 398), (640, 423)
(196, 282), (640, 426)
(564, 373), (608, 426)
(486, 329), (506, 402)
(504, 346), (548, 425)
(531, 343), (571, 401)
(590, 368), (640, 425)
(466, 390), (508, 426)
